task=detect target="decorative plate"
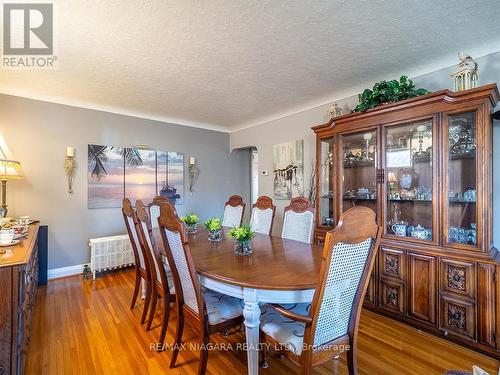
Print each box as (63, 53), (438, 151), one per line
(0, 240), (20, 247)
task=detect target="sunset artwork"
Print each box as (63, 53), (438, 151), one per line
(87, 144), (184, 209)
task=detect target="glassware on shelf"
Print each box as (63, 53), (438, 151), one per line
(446, 111), (477, 246)
(449, 112), (476, 157)
(449, 226), (477, 245)
(343, 132), (376, 166)
(341, 130), (377, 213)
(412, 124), (432, 159)
(384, 120), (433, 241)
(320, 137), (334, 226)
(410, 225), (432, 240)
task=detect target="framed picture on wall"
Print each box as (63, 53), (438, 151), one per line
(87, 144), (184, 209)
(272, 140), (304, 200)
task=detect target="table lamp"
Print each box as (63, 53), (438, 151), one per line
(0, 159), (22, 216)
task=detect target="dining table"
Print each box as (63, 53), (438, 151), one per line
(154, 227), (322, 375)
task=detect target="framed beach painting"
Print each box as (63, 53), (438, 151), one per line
(272, 140), (304, 200)
(87, 144), (184, 209)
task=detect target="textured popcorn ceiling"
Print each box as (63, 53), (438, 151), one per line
(2, 0), (500, 132)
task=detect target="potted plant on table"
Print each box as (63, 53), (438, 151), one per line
(227, 224), (255, 256)
(204, 217), (223, 242)
(180, 213), (199, 235)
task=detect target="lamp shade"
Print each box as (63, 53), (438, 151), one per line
(0, 159), (22, 180)
(387, 171), (398, 183)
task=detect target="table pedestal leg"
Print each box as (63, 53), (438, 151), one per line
(243, 289), (261, 375)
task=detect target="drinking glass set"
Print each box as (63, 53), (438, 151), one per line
(449, 189), (476, 202)
(449, 224), (477, 245)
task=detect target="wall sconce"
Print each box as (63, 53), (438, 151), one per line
(64, 147), (76, 194)
(189, 156), (196, 192)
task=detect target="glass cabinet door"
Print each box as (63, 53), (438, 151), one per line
(319, 137), (334, 227)
(384, 120), (434, 242)
(341, 130), (378, 214)
(445, 111), (478, 248)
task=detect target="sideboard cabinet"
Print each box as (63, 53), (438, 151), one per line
(0, 224), (44, 375)
(312, 84), (500, 357)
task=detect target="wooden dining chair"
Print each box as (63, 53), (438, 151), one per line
(122, 198), (151, 324)
(148, 196), (178, 228)
(250, 195), (276, 235)
(281, 197), (316, 244)
(135, 200), (176, 349)
(260, 206), (382, 375)
(222, 194), (245, 227)
(158, 202), (244, 375)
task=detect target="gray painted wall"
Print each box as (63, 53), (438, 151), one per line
(0, 94), (250, 269)
(231, 50), (500, 249)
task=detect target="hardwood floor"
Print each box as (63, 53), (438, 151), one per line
(26, 269), (499, 375)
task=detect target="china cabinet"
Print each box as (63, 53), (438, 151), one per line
(312, 84), (500, 357)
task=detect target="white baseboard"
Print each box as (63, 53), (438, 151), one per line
(48, 264), (86, 280)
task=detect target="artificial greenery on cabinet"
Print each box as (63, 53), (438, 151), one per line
(354, 75), (430, 112)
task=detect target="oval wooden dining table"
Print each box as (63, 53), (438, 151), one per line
(154, 227), (322, 375)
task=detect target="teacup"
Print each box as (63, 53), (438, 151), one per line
(12, 225), (24, 235)
(17, 216), (30, 225)
(411, 225), (431, 240)
(391, 224), (407, 237)
(0, 229), (14, 245)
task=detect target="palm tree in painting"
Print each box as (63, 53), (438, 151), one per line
(88, 145), (143, 180)
(88, 145), (109, 180)
(121, 148), (142, 167)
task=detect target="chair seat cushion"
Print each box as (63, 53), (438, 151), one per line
(260, 303), (311, 355)
(204, 290), (244, 325)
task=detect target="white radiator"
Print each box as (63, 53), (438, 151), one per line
(89, 234), (135, 279)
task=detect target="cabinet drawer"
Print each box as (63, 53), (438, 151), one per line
(379, 278), (405, 315)
(440, 258), (476, 298)
(380, 247), (406, 281)
(439, 294), (476, 341)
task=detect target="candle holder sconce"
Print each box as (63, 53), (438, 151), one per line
(64, 147), (76, 194)
(189, 156), (197, 192)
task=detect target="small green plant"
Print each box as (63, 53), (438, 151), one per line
(227, 224), (255, 242)
(82, 264), (92, 280)
(204, 217), (222, 232)
(353, 75), (430, 112)
(180, 213), (199, 225)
